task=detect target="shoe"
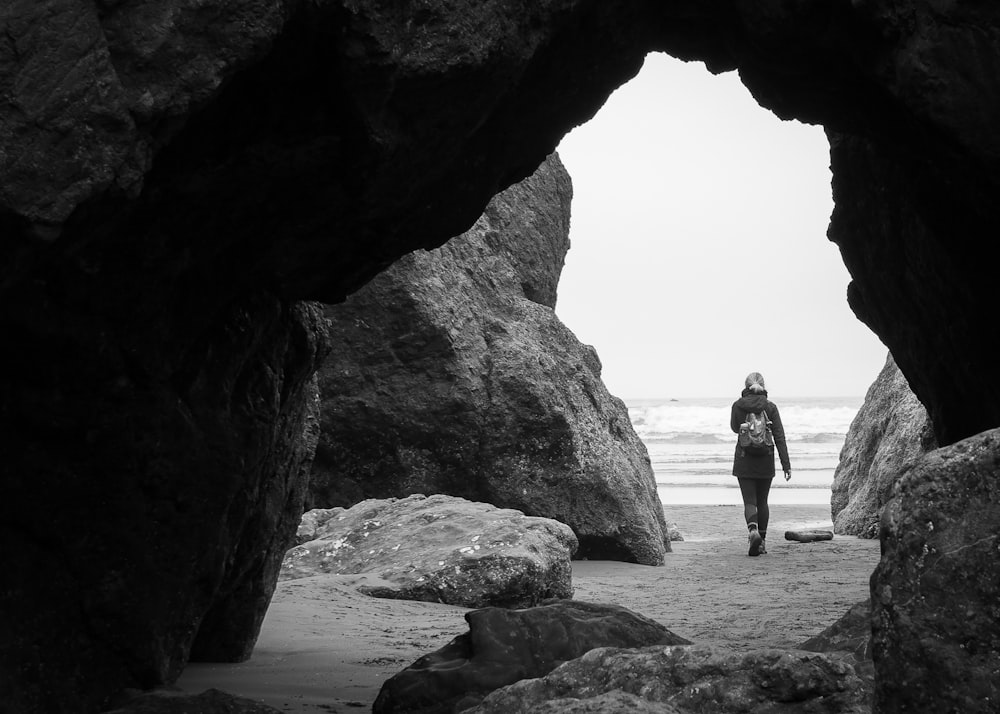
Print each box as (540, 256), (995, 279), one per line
(758, 541), (767, 555)
(748, 528), (763, 557)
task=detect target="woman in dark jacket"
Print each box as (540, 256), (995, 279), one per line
(731, 372), (791, 556)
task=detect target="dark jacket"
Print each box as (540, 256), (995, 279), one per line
(730, 389), (791, 479)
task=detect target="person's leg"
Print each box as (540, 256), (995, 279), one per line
(756, 478), (773, 554)
(756, 478), (773, 536)
(737, 477), (759, 528)
(737, 478), (763, 556)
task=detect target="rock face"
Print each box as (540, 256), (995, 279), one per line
(870, 429), (1000, 713)
(281, 495), (577, 608)
(104, 688), (283, 714)
(373, 600), (691, 714)
(0, 297), (328, 713)
(799, 599), (872, 664)
(831, 353), (936, 537)
(471, 645), (870, 714)
(310, 153), (668, 565)
(3, 1), (1000, 710)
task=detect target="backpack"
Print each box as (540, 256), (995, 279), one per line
(739, 410), (773, 455)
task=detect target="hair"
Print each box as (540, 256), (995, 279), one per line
(745, 372), (766, 393)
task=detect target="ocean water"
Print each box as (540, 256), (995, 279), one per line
(627, 396), (862, 506)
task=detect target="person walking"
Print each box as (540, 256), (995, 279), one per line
(731, 372), (791, 556)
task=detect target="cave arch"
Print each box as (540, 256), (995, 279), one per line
(2, 2), (1000, 711)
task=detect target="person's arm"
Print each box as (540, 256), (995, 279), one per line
(731, 403), (744, 433)
(769, 403), (792, 478)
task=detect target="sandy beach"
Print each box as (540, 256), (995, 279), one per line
(178, 503), (881, 712)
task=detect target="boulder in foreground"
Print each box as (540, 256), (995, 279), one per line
(281, 495), (577, 608)
(471, 645), (870, 713)
(374, 600), (690, 714)
(871, 428), (1000, 712)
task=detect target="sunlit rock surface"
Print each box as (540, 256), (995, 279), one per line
(281, 495), (577, 608)
(831, 353), (935, 537)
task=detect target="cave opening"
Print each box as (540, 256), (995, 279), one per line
(553, 52), (889, 508)
(555, 53), (886, 402)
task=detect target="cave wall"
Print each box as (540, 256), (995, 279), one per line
(3, 0), (1000, 711)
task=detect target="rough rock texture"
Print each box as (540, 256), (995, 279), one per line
(800, 599), (873, 664)
(471, 645), (870, 714)
(870, 429), (1000, 713)
(484, 691), (680, 714)
(294, 507), (341, 545)
(104, 688), (283, 714)
(280, 495), (578, 608)
(373, 600), (691, 714)
(4, 1), (1000, 710)
(831, 353), (936, 537)
(310, 153), (668, 565)
(798, 599), (874, 698)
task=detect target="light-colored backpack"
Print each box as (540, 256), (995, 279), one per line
(739, 410), (773, 455)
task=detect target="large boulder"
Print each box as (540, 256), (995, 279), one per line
(470, 645), (870, 714)
(281, 495), (577, 608)
(870, 428), (1000, 713)
(310, 154), (669, 565)
(831, 353), (936, 537)
(373, 600), (691, 714)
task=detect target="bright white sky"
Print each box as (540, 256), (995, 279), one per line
(554, 52), (888, 400)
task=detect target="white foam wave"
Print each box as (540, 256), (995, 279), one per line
(627, 398), (860, 443)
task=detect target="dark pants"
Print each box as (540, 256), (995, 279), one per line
(737, 477), (773, 535)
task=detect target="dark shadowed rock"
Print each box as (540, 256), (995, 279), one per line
(871, 429), (1000, 713)
(471, 645), (870, 714)
(281, 495), (577, 608)
(800, 599), (872, 663)
(373, 600), (690, 714)
(104, 688), (282, 713)
(1, 297), (328, 712)
(831, 353), (936, 537)
(309, 154), (669, 565)
(190, 372), (324, 663)
(799, 599), (874, 695)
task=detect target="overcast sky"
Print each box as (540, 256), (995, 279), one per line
(554, 52), (888, 400)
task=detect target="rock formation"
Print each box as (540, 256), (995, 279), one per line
(471, 645), (870, 714)
(871, 428), (1000, 712)
(3, 1), (1000, 710)
(310, 153), (669, 565)
(831, 353), (936, 537)
(799, 599), (872, 665)
(373, 600), (691, 714)
(281, 495), (577, 608)
(104, 688), (283, 714)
